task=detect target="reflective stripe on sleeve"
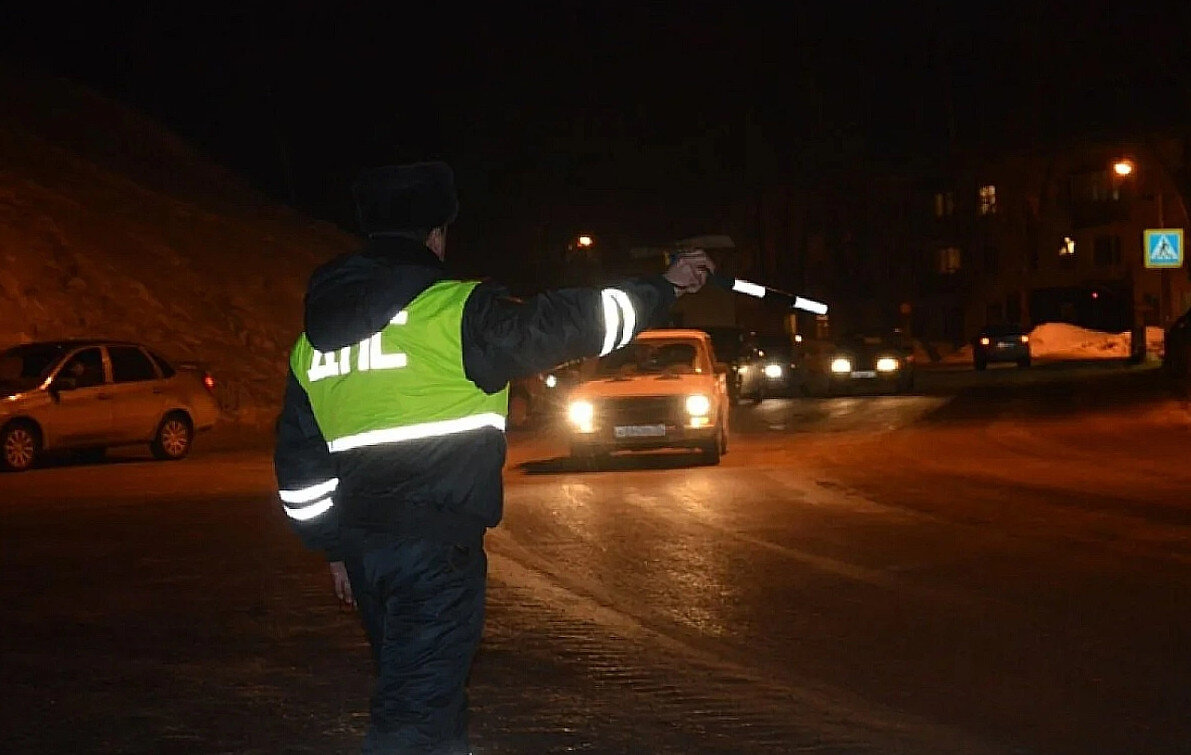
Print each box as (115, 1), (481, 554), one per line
(284, 496), (334, 522)
(279, 477), (339, 504)
(328, 412), (506, 453)
(599, 287), (636, 356)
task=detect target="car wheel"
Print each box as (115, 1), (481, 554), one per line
(508, 391), (532, 429)
(1, 421), (41, 472)
(719, 414), (729, 454)
(151, 412), (193, 461)
(1017, 357), (1031, 368)
(974, 358), (987, 371)
(699, 418), (724, 465)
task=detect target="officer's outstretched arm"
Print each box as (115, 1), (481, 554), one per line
(274, 369), (343, 561)
(461, 275), (678, 393)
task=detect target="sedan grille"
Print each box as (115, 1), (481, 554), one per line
(598, 396), (683, 425)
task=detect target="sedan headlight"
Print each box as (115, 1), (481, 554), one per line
(567, 400), (595, 432)
(763, 364), (783, 379)
(876, 357), (900, 372)
(685, 394), (711, 416)
(830, 357), (852, 374)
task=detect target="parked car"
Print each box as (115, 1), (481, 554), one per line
(972, 324), (1031, 370)
(0, 340), (220, 471)
(751, 332), (803, 398)
(565, 329), (730, 464)
(1165, 307), (1191, 378)
(799, 332), (915, 395)
(701, 325), (764, 404)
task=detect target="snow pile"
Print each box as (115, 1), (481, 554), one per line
(937, 323), (1166, 364)
(0, 71), (356, 426)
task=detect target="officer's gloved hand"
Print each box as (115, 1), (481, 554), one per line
(665, 250), (714, 296)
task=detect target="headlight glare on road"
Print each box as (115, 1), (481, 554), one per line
(876, 357), (899, 372)
(830, 357), (852, 374)
(764, 364), (783, 379)
(567, 400), (595, 433)
(685, 394), (711, 416)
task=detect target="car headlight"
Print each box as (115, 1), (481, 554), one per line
(830, 357), (852, 374)
(876, 357), (900, 372)
(567, 400), (595, 432)
(685, 394), (711, 416)
(544, 374), (558, 388)
(763, 364), (783, 379)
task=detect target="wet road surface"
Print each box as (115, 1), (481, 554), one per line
(2, 361), (1189, 753)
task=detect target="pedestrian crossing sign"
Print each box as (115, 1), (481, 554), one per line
(1144, 228), (1184, 268)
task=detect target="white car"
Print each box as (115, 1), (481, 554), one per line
(0, 340), (221, 471)
(566, 329), (730, 465)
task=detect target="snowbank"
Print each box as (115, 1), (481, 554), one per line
(936, 323), (1166, 364)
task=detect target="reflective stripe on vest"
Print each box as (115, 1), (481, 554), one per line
(327, 411), (506, 453)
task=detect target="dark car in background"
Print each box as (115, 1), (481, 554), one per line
(507, 360), (583, 429)
(799, 332), (915, 395)
(0, 340), (220, 471)
(972, 324), (1031, 370)
(1164, 306), (1191, 378)
(701, 326), (764, 404)
(751, 332), (802, 397)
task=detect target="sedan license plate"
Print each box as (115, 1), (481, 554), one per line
(850, 370), (878, 379)
(615, 424), (666, 438)
(996, 341), (1017, 349)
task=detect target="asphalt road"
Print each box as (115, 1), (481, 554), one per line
(2, 361), (1189, 754)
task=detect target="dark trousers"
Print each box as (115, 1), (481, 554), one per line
(343, 532), (486, 755)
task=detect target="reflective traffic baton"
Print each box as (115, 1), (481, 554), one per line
(665, 251), (829, 315)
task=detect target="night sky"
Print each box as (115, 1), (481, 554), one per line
(5, 2), (1190, 267)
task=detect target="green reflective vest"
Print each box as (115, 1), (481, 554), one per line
(291, 280), (508, 452)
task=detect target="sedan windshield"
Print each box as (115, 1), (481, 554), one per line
(596, 339), (708, 376)
(0, 343), (69, 389)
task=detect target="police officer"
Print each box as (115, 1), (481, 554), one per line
(273, 161), (712, 754)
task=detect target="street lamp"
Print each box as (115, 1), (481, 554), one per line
(1113, 160), (1135, 177)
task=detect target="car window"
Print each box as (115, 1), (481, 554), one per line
(109, 346), (160, 383)
(146, 349), (176, 378)
(58, 348), (106, 389)
(597, 339), (710, 376)
(0, 343), (71, 390)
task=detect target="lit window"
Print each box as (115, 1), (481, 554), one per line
(979, 185), (997, 215)
(1059, 236), (1076, 256)
(938, 246), (962, 274)
(933, 192), (955, 218)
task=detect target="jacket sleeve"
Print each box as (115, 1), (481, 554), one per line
(461, 274), (678, 393)
(273, 369), (343, 561)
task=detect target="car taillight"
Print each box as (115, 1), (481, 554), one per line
(203, 374), (216, 391)
(980, 337), (991, 346)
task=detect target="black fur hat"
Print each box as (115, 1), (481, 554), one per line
(352, 161), (459, 234)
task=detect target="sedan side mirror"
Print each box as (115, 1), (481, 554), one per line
(52, 375), (78, 393)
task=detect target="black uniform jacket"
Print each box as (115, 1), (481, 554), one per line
(274, 235), (677, 558)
